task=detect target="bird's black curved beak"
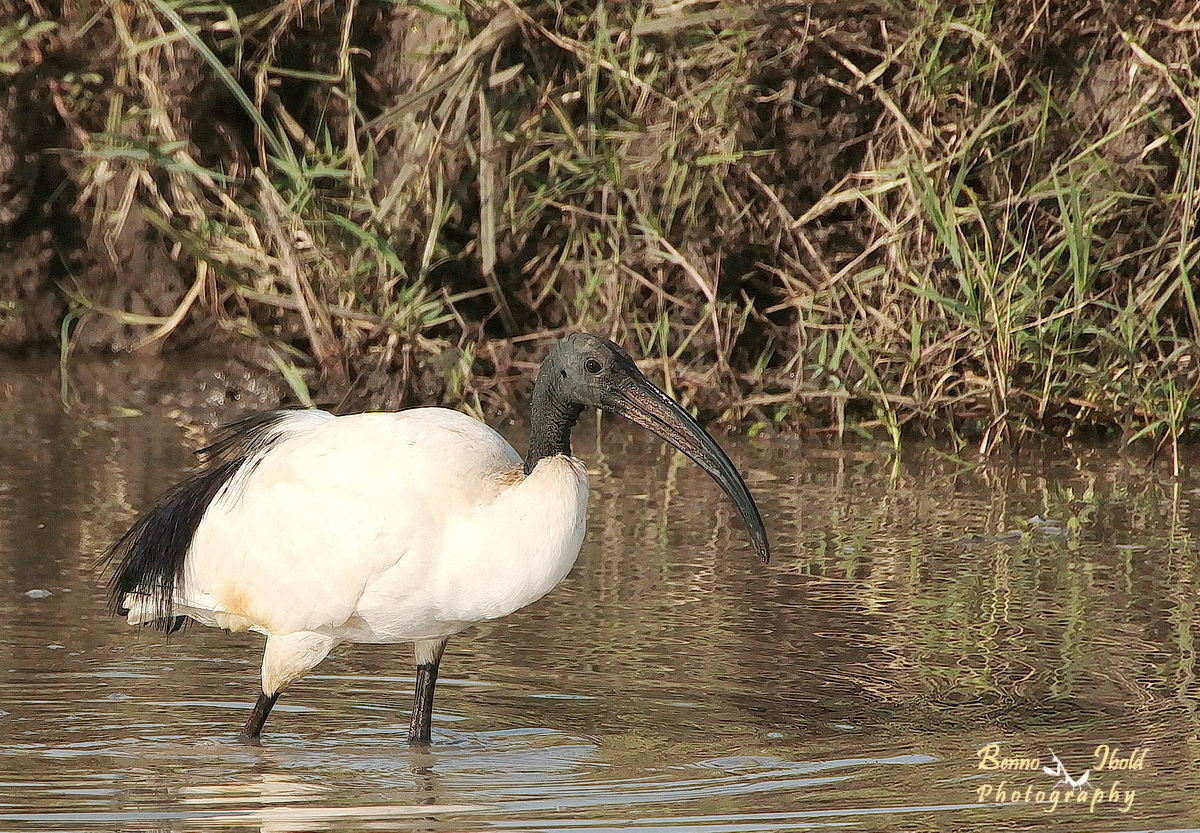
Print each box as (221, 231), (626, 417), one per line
(606, 373), (771, 563)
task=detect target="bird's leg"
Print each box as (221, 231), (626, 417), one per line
(238, 691), (280, 743)
(241, 632), (337, 743)
(408, 638), (448, 744)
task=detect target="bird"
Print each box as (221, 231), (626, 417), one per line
(106, 333), (770, 744)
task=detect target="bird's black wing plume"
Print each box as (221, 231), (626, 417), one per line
(104, 410), (301, 632)
(198, 410), (304, 463)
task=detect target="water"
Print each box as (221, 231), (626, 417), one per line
(1, 355), (1199, 831)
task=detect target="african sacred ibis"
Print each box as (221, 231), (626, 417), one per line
(107, 333), (769, 744)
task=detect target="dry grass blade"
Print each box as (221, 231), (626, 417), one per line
(4, 0), (1193, 447)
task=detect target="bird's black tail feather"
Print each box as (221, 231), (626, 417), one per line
(103, 410), (303, 632)
(105, 458), (240, 631)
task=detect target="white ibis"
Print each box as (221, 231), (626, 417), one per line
(106, 333), (769, 743)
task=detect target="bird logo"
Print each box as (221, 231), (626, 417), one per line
(1043, 750), (1090, 788)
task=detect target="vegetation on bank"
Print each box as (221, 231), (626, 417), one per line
(1, 1), (1197, 457)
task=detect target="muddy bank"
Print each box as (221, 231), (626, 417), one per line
(0, 1), (1196, 442)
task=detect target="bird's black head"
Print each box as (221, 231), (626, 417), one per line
(527, 333), (770, 563)
(538, 333), (643, 412)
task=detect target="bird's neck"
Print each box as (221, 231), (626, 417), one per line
(525, 376), (583, 475)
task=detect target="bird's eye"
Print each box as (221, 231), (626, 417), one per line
(584, 358), (602, 374)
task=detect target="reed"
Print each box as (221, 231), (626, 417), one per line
(6, 0), (1197, 455)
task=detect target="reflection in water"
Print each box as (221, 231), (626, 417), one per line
(1, 356), (1199, 831)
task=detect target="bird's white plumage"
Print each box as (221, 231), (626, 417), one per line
(122, 408), (589, 693)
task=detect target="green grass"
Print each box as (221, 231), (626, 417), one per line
(11, 0), (1199, 459)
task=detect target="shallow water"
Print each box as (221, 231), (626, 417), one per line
(2, 356), (1199, 831)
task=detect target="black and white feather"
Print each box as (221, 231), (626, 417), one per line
(105, 410), (329, 632)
